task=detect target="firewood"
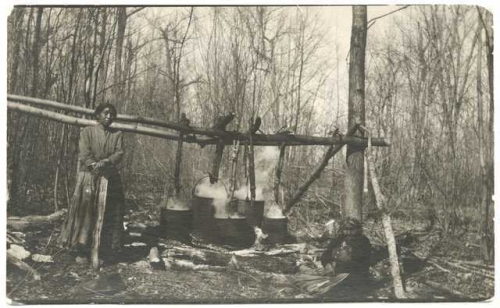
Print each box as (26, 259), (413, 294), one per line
(7, 231), (26, 245)
(7, 244), (31, 260)
(7, 250), (40, 280)
(164, 258), (226, 271)
(7, 209), (67, 231)
(149, 247), (165, 270)
(163, 246), (231, 266)
(164, 244), (298, 274)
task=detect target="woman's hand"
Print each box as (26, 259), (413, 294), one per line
(95, 160), (107, 169)
(323, 262), (336, 276)
(92, 160), (109, 175)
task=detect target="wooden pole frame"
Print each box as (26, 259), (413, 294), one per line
(8, 95), (390, 147)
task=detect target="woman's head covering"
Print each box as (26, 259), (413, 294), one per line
(94, 103), (117, 118)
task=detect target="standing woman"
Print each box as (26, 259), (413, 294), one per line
(59, 103), (125, 269)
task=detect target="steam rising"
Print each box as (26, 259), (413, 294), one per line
(194, 178), (244, 219)
(233, 186), (263, 201)
(166, 196), (190, 210)
(194, 178), (228, 199)
(265, 201), (285, 219)
(235, 147), (280, 201)
(212, 197), (229, 218)
(193, 147), (281, 218)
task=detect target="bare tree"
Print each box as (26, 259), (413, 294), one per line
(343, 6), (367, 221)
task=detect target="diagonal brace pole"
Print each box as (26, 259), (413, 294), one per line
(283, 123), (361, 214)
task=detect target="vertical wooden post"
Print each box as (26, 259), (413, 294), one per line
(173, 135), (184, 195)
(91, 177), (108, 270)
(210, 113), (235, 184)
(274, 143), (286, 204)
(248, 117), (257, 208)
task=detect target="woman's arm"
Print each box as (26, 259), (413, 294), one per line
(79, 128), (97, 168)
(103, 132), (124, 166)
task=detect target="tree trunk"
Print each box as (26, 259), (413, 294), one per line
(343, 6), (367, 221)
(113, 7), (127, 107)
(9, 7), (25, 94)
(31, 7), (43, 98)
(476, 19), (493, 262)
(53, 125), (67, 212)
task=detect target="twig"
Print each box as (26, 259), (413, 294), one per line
(227, 269), (261, 283)
(136, 139), (171, 178)
(421, 280), (467, 298)
(367, 6), (411, 29)
(459, 260), (494, 270)
(440, 260), (494, 280)
(458, 263), (494, 280)
(43, 228), (55, 252)
(82, 286), (109, 297)
(427, 260), (451, 273)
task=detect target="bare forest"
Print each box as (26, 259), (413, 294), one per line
(6, 5), (494, 303)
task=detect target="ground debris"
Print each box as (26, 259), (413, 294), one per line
(72, 273), (127, 297)
(32, 254), (54, 263)
(6, 211), (495, 303)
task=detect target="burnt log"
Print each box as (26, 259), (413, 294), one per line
(163, 246), (298, 274)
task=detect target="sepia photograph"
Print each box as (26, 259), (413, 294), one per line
(4, 2), (495, 304)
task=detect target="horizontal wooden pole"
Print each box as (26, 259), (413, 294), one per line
(8, 101), (206, 144)
(7, 95), (390, 147)
(197, 133), (389, 147)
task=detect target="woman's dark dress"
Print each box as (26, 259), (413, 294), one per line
(320, 233), (373, 300)
(59, 124), (125, 258)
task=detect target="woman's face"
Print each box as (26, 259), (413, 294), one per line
(98, 107), (115, 127)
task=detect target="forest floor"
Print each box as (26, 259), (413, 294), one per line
(6, 199), (494, 304)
